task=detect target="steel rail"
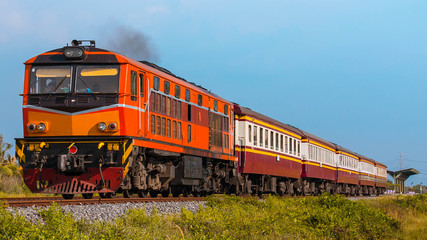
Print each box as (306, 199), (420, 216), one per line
(3, 196), (206, 208)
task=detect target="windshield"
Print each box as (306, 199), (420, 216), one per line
(29, 66), (72, 94)
(76, 66), (119, 93)
(28, 65), (120, 94)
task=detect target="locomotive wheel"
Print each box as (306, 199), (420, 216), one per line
(182, 187), (191, 197)
(161, 191), (169, 198)
(82, 193), (93, 199)
(137, 190), (148, 198)
(99, 192), (114, 198)
(172, 192), (181, 197)
(123, 189), (132, 198)
(62, 194), (74, 199)
(149, 191), (159, 198)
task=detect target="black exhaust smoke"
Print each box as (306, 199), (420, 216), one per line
(106, 26), (159, 62)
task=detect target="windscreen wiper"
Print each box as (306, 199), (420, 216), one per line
(78, 76), (99, 100)
(47, 76), (68, 100)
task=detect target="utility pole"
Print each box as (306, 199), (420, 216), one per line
(400, 152), (403, 170)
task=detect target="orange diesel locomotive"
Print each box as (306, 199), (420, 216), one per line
(16, 40), (237, 199)
(16, 40), (387, 198)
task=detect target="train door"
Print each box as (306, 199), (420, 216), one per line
(238, 137), (246, 169)
(138, 72), (145, 135)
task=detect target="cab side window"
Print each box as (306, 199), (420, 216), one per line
(130, 71), (137, 101)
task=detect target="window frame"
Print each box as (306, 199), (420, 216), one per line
(175, 85), (181, 98)
(198, 94), (203, 106)
(153, 76), (160, 90)
(248, 125), (252, 143)
(265, 129), (268, 148)
(130, 70), (137, 101)
(164, 81), (170, 95)
(254, 126), (258, 145)
(185, 89), (190, 102)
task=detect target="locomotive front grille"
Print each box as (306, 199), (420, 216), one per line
(77, 96), (89, 103)
(43, 178), (108, 194)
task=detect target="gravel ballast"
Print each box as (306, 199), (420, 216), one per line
(8, 201), (206, 223)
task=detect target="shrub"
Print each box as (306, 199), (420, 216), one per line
(0, 164), (31, 196)
(176, 194), (399, 239)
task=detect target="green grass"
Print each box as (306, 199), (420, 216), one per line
(361, 194), (427, 240)
(0, 164), (425, 239)
(4, 194), (424, 240)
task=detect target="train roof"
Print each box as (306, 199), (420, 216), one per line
(137, 61), (227, 102)
(300, 130), (336, 150)
(375, 161), (387, 168)
(334, 144), (360, 158)
(234, 104), (303, 137)
(234, 105), (337, 150)
(357, 154), (376, 164)
(25, 40), (228, 103)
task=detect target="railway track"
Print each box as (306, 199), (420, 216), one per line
(2, 196), (206, 208)
(1, 194), (384, 208)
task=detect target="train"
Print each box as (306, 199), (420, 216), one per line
(15, 40), (387, 199)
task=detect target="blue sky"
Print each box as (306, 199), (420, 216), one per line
(1, 0), (426, 185)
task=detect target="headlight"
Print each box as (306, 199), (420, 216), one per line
(109, 122), (118, 130)
(28, 124), (36, 132)
(63, 47), (85, 59)
(98, 122), (107, 131)
(37, 123), (46, 132)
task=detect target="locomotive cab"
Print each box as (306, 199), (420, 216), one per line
(16, 40), (135, 198)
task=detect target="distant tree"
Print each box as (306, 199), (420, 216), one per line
(412, 184), (426, 194)
(0, 134), (14, 165)
(386, 179), (396, 190)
